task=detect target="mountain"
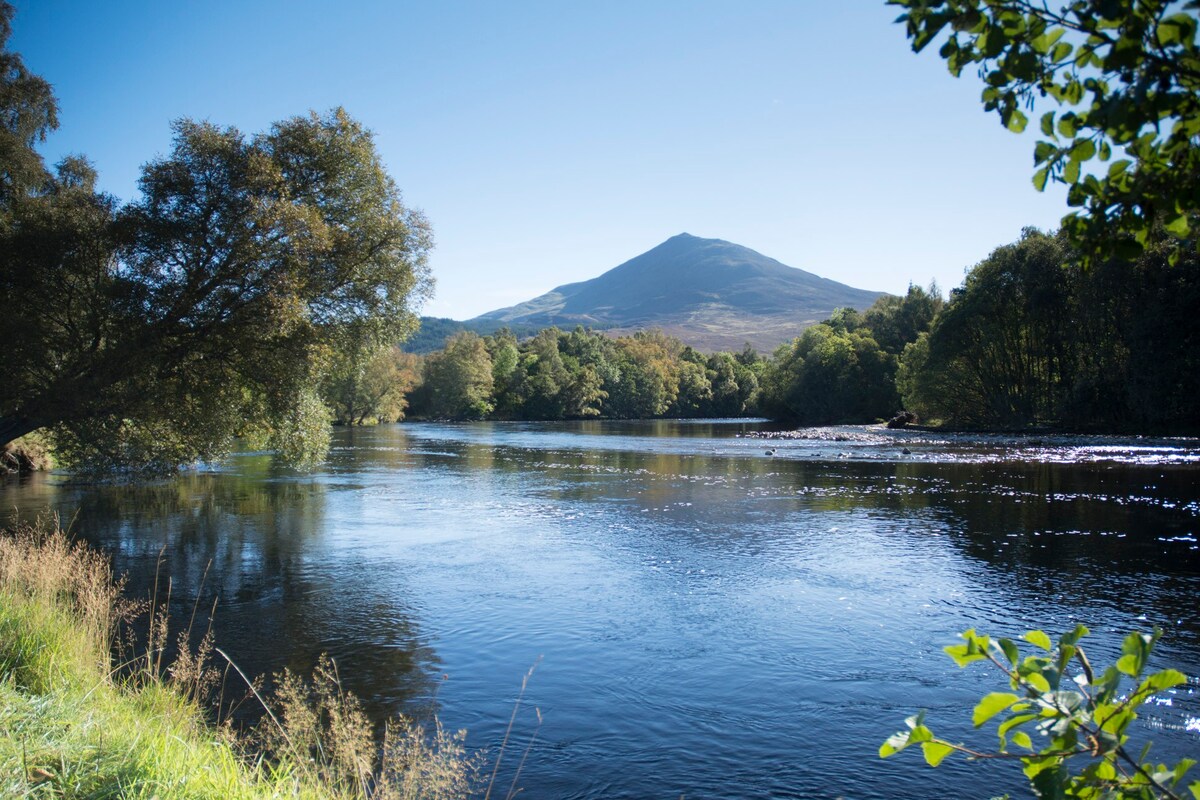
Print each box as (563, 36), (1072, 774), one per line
(465, 233), (886, 352)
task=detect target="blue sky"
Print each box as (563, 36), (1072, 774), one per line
(14, 1), (1071, 319)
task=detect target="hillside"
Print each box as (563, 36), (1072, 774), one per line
(466, 233), (885, 352)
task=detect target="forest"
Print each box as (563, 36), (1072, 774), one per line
(383, 225), (1198, 435)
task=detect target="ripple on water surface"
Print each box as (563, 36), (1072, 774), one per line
(1, 420), (1198, 799)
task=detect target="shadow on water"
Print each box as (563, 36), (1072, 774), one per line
(2, 420), (1198, 799)
(1, 453), (442, 722)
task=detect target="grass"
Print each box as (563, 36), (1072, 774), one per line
(0, 519), (480, 799)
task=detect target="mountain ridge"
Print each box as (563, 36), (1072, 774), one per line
(465, 233), (886, 352)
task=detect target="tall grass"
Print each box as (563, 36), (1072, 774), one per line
(0, 519), (480, 799)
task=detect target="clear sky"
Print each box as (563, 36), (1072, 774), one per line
(13, 1), (1072, 320)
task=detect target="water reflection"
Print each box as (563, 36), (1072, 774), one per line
(0, 455), (441, 720)
(2, 420), (1197, 799)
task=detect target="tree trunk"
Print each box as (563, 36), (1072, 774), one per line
(0, 415), (43, 450)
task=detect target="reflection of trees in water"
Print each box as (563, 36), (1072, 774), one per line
(1, 461), (442, 724)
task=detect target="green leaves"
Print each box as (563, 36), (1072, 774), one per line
(973, 692), (1020, 726)
(894, 0), (1200, 267)
(886, 624), (1197, 799)
(1117, 630), (1158, 677)
(922, 740), (954, 767)
(1024, 630), (1052, 651)
(945, 628), (990, 667)
(879, 710), (957, 767)
(880, 711), (934, 758)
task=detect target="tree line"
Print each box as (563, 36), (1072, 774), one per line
(337, 327), (767, 423)
(760, 226), (1199, 433)
(354, 222), (1197, 437)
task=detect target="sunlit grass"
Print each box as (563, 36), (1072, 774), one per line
(0, 519), (479, 800)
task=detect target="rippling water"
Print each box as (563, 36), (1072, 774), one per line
(2, 420), (1198, 798)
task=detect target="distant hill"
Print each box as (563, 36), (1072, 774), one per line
(402, 317), (555, 354)
(460, 233), (886, 352)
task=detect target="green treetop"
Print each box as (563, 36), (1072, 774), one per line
(0, 4), (431, 473)
(891, 0), (1200, 264)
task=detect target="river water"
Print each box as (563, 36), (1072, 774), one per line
(2, 420), (1199, 798)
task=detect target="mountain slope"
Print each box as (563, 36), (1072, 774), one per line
(468, 233), (886, 352)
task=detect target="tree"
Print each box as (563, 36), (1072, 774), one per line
(862, 283), (944, 356)
(421, 332), (494, 419)
(760, 322), (899, 424)
(0, 4), (431, 473)
(897, 229), (1074, 426)
(891, 0), (1200, 264)
(323, 346), (420, 425)
(0, 2), (56, 208)
(883, 626), (1199, 800)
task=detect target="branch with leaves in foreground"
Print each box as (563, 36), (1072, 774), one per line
(882, 626), (1198, 800)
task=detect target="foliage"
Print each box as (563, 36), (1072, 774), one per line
(0, 518), (477, 799)
(0, 4), (431, 473)
(882, 625), (1199, 800)
(402, 317), (561, 355)
(421, 331), (496, 419)
(899, 229), (1074, 425)
(890, 0), (1200, 265)
(758, 286), (940, 425)
(266, 655), (479, 800)
(898, 226), (1200, 430)
(407, 325), (765, 421)
(760, 323), (899, 424)
(863, 283), (945, 355)
(324, 345), (421, 425)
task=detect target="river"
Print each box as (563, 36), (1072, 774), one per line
(2, 420), (1198, 798)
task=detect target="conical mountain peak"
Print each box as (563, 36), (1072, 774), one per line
(471, 235), (885, 352)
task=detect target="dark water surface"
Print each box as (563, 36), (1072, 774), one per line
(3, 420), (1199, 798)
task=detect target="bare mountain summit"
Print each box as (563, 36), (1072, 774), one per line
(471, 233), (886, 352)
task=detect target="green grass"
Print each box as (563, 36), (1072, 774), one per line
(0, 521), (477, 800)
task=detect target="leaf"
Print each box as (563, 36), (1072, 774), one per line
(1065, 157), (1084, 182)
(1011, 731), (1033, 749)
(1139, 669), (1188, 694)
(1033, 166), (1050, 191)
(1040, 111), (1055, 137)
(997, 638), (1020, 665)
(974, 692), (1021, 726)
(1166, 215), (1191, 237)
(1064, 159), (1081, 184)
(880, 730), (913, 758)
(1117, 654), (1140, 676)
(922, 740), (954, 767)
(1118, 630), (1155, 677)
(1007, 109), (1028, 133)
(999, 713), (1038, 738)
(946, 634), (988, 667)
(1025, 630), (1052, 651)
(1025, 672), (1051, 693)
(1051, 41), (1073, 63)
(1031, 28), (1065, 54)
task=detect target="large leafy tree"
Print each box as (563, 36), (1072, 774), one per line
(421, 332), (495, 420)
(0, 4), (431, 472)
(759, 321), (899, 425)
(898, 229), (1074, 425)
(891, 0), (1200, 264)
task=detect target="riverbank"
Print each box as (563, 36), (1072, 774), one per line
(0, 521), (477, 800)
